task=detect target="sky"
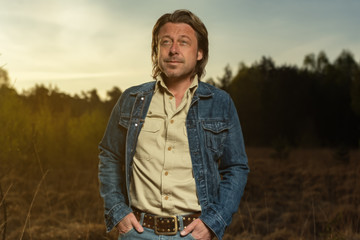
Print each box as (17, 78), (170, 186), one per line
(1, 0), (359, 99)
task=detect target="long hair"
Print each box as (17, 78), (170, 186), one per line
(151, 9), (209, 80)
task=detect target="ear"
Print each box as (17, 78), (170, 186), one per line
(197, 49), (203, 61)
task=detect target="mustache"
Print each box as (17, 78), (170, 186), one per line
(164, 58), (184, 63)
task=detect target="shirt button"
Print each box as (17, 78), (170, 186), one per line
(135, 123), (138, 127)
(140, 97), (144, 101)
(170, 119), (174, 124)
(169, 96), (173, 100)
(168, 146), (172, 151)
(164, 196), (169, 200)
(165, 171), (169, 176)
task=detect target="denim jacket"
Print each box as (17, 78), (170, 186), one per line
(98, 81), (249, 239)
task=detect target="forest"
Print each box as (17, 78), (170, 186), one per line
(0, 50), (359, 239)
(212, 50), (360, 148)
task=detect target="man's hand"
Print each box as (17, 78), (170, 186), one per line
(180, 219), (214, 240)
(116, 212), (144, 234)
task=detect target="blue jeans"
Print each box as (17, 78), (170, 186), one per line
(118, 214), (195, 240)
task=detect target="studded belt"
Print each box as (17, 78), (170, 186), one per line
(132, 208), (201, 235)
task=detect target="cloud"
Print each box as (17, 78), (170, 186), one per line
(1, 0), (360, 96)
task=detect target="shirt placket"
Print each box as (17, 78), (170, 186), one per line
(161, 91), (172, 210)
(161, 90), (189, 210)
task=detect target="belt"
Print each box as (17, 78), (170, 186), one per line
(133, 208), (201, 235)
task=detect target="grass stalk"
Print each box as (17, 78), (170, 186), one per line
(19, 170), (49, 240)
(32, 140), (53, 215)
(245, 200), (256, 235)
(0, 183), (12, 240)
(312, 198), (316, 240)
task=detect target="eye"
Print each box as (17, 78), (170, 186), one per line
(180, 40), (189, 46)
(160, 39), (171, 46)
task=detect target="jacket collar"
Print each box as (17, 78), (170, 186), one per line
(195, 81), (213, 98)
(129, 81), (156, 96)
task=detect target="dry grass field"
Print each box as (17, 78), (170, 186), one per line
(1, 147), (359, 240)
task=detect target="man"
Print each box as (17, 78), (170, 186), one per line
(98, 9), (249, 240)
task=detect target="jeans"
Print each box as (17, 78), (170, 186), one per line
(118, 213), (195, 240)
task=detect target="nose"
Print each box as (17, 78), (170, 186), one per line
(170, 43), (178, 55)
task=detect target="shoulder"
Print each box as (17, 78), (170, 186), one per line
(115, 81), (155, 108)
(123, 81), (156, 96)
(198, 81), (231, 100)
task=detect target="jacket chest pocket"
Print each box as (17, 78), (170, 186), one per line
(119, 114), (131, 129)
(201, 120), (229, 153)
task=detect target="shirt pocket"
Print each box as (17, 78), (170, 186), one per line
(201, 120), (229, 153)
(134, 118), (162, 161)
(141, 118), (162, 133)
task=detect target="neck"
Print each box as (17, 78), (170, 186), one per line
(166, 78), (192, 94)
(162, 75), (196, 108)
(162, 72), (196, 92)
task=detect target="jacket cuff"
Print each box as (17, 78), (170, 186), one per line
(105, 203), (132, 232)
(200, 207), (227, 240)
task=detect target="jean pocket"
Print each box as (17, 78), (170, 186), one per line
(118, 228), (135, 239)
(188, 233), (197, 240)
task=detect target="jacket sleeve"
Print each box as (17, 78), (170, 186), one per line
(200, 94), (249, 239)
(98, 93), (132, 232)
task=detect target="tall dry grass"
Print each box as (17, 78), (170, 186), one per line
(1, 153), (117, 240)
(1, 148), (359, 239)
(225, 147), (360, 240)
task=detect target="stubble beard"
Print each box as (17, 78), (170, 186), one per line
(160, 61), (196, 83)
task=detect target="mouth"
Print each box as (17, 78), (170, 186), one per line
(165, 58), (184, 64)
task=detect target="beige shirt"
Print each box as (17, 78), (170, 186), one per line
(130, 78), (201, 215)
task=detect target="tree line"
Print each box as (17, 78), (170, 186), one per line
(0, 70), (121, 167)
(209, 50), (360, 148)
(1, 50), (359, 167)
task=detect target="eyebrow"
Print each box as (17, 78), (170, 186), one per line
(179, 35), (191, 40)
(159, 35), (192, 40)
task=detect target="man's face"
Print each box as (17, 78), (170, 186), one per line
(157, 22), (203, 82)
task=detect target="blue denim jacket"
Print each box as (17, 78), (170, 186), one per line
(98, 81), (249, 239)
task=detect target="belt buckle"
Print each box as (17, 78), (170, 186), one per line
(154, 215), (178, 235)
